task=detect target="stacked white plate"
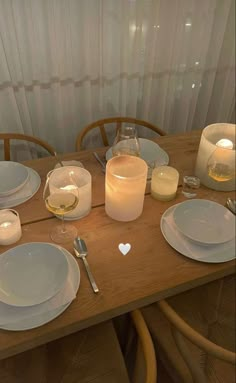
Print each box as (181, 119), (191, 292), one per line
(161, 199), (236, 263)
(106, 138), (169, 179)
(0, 161), (41, 208)
(0, 242), (80, 331)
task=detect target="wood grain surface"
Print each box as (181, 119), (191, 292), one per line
(16, 130), (202, 224)
(0, 186), (235, 360)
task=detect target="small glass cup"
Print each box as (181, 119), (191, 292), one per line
(182, 175), (200, 198)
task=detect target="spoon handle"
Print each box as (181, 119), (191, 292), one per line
(82, 256), (99, 293)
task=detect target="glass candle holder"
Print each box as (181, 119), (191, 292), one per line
(48, 166), (92, 220)
(0, 209), (22, 245)
(195, 123), (235, 191)
(105, 155), (148, 221)
(151, 166), (179, 201)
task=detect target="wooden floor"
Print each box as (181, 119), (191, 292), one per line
(0, 321), (130, 383)
(0, 313), (175, 383)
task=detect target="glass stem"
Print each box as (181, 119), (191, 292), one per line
(61, 215), (66, 233)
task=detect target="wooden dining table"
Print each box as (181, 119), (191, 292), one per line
(0, 129), (235, 361)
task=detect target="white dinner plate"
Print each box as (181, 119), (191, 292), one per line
(161, 204), (236, 263)
(0, 247), (80, 331)
(0, 243), (69, 307)
(106, 138), (169, 165)
(173, 199), (235, 245)
(0, 161), (29, 196)
(0, 167), (41, 209)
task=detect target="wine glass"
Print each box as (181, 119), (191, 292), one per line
(43, 168), (79, 243)
(112, 126), (140, 157)
(207, 147), (235, 182)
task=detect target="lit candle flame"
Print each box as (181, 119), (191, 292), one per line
(0, 221), (12, 228)
(216, 139), (233, 150)
(60, 185), (77, 191)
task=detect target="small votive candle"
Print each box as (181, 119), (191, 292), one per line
(105, 155), (148, 221)
(0, 209), (22, 245)
(151, 166), (179, 201)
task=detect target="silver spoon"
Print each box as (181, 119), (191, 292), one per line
(226, 198), (236, 215)
(73, 237), (99, 293)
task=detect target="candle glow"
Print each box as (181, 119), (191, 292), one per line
(0, 210), (22, 245)
(0, 221), (12, 228)
(195, 123), (235, 191)
(105, 156), (147, 222)
(151, 166), (179, 201)
(216, 139), (233, 150)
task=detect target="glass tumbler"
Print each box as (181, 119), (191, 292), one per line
(151, 166), (179, 201)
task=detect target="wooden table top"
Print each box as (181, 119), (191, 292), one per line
(16, 130), (202, 225)
(0, 129), (235, 360)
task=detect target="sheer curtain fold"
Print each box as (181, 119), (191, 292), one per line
(0, 0), (235, 154)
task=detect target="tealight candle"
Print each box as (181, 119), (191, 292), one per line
(151, 166), (179, 201)
(105, 155), (148, 221)
(0, 209), (22, 245)
(216, 138), (234, 149)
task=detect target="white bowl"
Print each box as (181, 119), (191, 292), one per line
(106, 138), (169, 165)
(0, 161), (29, 196)
(173, 199), (235, 245)
(0, 242), (69, 306)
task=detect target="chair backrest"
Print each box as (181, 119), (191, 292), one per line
(131, 309), (157, 383)
(157, 298), (236, 383)
(76, 117), (166, 151)
(0, 133), (56, 160)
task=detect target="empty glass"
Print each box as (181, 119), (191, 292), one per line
(182, 175), (200, 198)
(112, 126), (140, 157)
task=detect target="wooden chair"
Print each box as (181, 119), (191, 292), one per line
(0, 309), (157, 383)
(76, 117), (166, 150)
(0, 133), (56, 160)
(131, 309), (157, 383)
(142, 276), (236, 383)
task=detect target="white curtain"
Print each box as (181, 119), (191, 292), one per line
(0, 0), (235, 154)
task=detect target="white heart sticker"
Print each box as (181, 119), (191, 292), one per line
(118, 243), (131, 256)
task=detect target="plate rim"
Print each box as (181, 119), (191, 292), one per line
(105, 138), (169, 163)
(0, 246), (80, 331)
(0, 162), (29, 196)
(0, 167), (41, 209)
(161, 204), (236, 263)
(0, 242), (69, 307)
(173, 199), (235, 245)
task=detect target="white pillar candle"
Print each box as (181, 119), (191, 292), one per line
(105, 155), (148, 222)
(195, 123), (235, 191)
(0, 209), (22, 245)
(151, 166), (179, 201)
(48, 166), (92, 220)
